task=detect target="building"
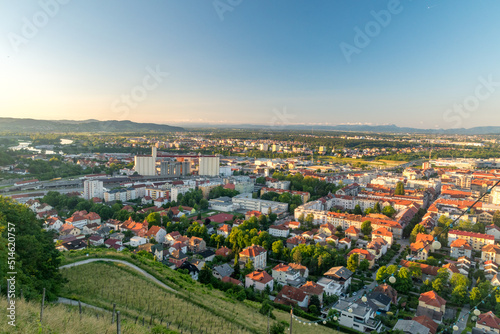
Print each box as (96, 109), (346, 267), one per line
(134, 146), (157, 176)
(232, 193), (288, 214)
(239, 245), (267, 270)
(245, 270), (273, 291)
(271, 264), (301, 286)
(450, 239), (473, 259)
(159, 160), (191, 177)
(475, 311), (500, 334)
(482, 244), (500, 265)
(322, 266), (353, 293)
(83, 180), (104, 200)
(269, 224), (290, 238)
(333, 300), (382, 333)
(393, 320), (431, 334)
(199, 156), (220, 177)
(274, 285), (309, 308)
(448, 230), (495, 251)
(212, 263), (234, 280)
(417, 290), (446, 323)
(348, 249), (375, 269)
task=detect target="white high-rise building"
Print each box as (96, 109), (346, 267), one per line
(199, 156), (220, 177)
(83, 180), (104, 200)
(134, 146), (157, 176)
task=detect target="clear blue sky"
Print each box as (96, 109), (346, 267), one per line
(1, 0), (500, 129)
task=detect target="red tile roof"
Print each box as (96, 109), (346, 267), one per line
(478, 311), (500, 330)
(419, 290), (446, 308)
(449, 230), (494, 240)
(246, 270), (273, 284)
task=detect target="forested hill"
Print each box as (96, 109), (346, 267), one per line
(0, 196), (63, 301)
(0, 118), (184, 133)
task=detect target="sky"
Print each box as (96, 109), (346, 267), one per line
(1, 0), (500, 129)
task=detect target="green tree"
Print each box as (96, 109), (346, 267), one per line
(376, 266), (388, 283)
(361, 220), (372, 236)
(395, 267), (412, 292)
(347, 253), (359, 272)
(451, 285), (468, 304)
(353, 205), (362, 215)
(432, 278), (445, 295)
(270, 322), (285, 334)
(450, 273), (469, 288)
(199, 264), (213, 284)
(359, 259), (370, 272)
(0, 197), (64, 301)
(146, 212), (161, 226)
(374, 202), (382, 213)
(309, 295), (321, 315)
(272, 240), (284, 259)
(382, 205), (396, 218)
(395, 182), (405, 195)
(470, 287), (482, 306)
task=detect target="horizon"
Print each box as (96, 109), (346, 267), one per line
(2, 1), (500, 129)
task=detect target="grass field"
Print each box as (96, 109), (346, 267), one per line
(318, 156), (406, 167)
(59, 250), (345, 334)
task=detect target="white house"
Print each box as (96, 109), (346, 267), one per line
(272, 263), (300, 285)
(245, 270), (274, 291)
(269, 224), (290, 238)
(130, 236), (147, 247)
(146, 226), (167, 243)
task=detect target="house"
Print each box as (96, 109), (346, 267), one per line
(288, 221), (301, 230)
(165, 231), (181, 245)
(492, 273), (500, 287)
(482, 244), (500, 265)
(416, 290), (446, 323)
(239, 245), (267, 270)
(57, 239), (87, 251)
(288, 263), (309, 278)
(59, 223), (81, 237)
(217, 224), (232, 238)
(373, 283), (398, 304)
(367, 291), (391, 312)
(393, 320), (431, 334)
(457, 256), (473, 274)
(245, 270), (274, 291)
(105, 219), (123, 230)
(151, 243), (166, 261)
(448, 230), (494, 251)
(372, 227), (393, 245)
(215, 246), (232, 257)
(169, 241), (188, 254)
(442, 263), (462, 277)
(121, 217), (148, 237)
(176, 261), (199, 281)
(313, 233), (327, 243)
(484, 261), (498, 276)
(413, 315), (439, 334)
(169, 250), (188, 268)
(212, 263), (234, 280)
(299, 281), (324, 305)
(333, 299), (382, 333)
(65, 214), (88, 229)
(269, 224), (290, 238)
(410, 234), (434, 261)
(319, 223), (336, 236)
(104, 239), (125, 251)
(348, 249), (375, 269)
(286, 236), (307, 249)
(189, 237), (206, 253)
(82, 223), (101, 235)
(345, 226), (361, 239)
(486, 224), (500, 241)
(88, 235), (104, 246)
(85, 212), (101, 225)
(245, 210), (262, 220)
(146, 226), (167, 243)
(325, 235), (339, 246)
(475, 311), (500, 334)
(301, 231), (314, 240)
(195, 250), (215, 262)
(366, 237), (389, 259)
(450, 239), (473, 259)
(222, 276), (243, 286)
(44, 216), (63, 231)
(271, 264), (301, 286)
(274, 285), (309, 308)
(323, 266), (353, 292)
(338, 238), (352, 250)
(129, 236), (147, 247)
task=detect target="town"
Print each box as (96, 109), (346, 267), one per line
(2, 130), (500, 334)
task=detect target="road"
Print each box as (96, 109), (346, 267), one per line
(453, 306), (470, 334)
(56, 297), (110, 313)
(60, 258), (176, 292)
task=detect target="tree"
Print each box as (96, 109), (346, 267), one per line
(382, 205), (396, 218)
(298, 213), (305, 223)
(410, 224), (427, 243)
(0, 196), (64, 301)
(493, 210), (500, 227)
(272, 240), (284, 259)
(451, 285), (468, 304)
(395, 182), (405, 195)
(376, 266), (388, 283)
(450, 273), (468, 288)
(199, 264), (213, 284)
(146, 212), (161, 226)
(470, 287), (482, 306)
(270, 322), (285, 334)
(432, 278), (445, 295)
(347, 253), (359, 272)
(309, 295), (321, 315)
(359, 259), (370, 272)
(408, 263), (422, 278)
(374, 202), (382, 213)
(361, 220), (372, 236)
(353, 205), (362, 215)
(395, 267), (412, 292)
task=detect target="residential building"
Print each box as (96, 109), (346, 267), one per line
(450, 239), (473, 259)
(475, 311), (500, 334)
(448, 230), (495, 251)
(417, 290), (446, 323)
(245, 270), (273, 291)
(269, 224), (290, 238)
(83, 180), (104, 200)
(274, 285), (309, 308)
(212, 263), (234, 280)
(239, 245), (267, 270)
(482, 244), (500, 265)
(333, 299), (382, 333)
(199, 156), (220, 177)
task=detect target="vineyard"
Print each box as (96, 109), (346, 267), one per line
(59, 257), (343, 334)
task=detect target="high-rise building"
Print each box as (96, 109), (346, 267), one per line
(134, 146), (157, 176)
(199, 156), (220, 177)
(83, 180), (104, 200)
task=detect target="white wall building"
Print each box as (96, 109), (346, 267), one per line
(199, 156), (220, 177)
(83, 180), (104, 200)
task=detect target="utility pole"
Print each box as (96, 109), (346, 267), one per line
(289, 308), (293, 334)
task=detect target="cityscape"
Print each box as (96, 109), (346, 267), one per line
(2, 1), (500, 334)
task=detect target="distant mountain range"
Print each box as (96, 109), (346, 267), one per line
(179, 122), (500, 135)
(0, 118), (184, 133)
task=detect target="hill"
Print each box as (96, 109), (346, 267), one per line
(0, 118), (184, 133)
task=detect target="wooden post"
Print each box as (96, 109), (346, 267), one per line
(112, 303), (116, 324)
(40, 288), (46, 323)
(78, 300), (82, 321)
(116, 311), (121, 334)
(289, 308), (293, 334)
